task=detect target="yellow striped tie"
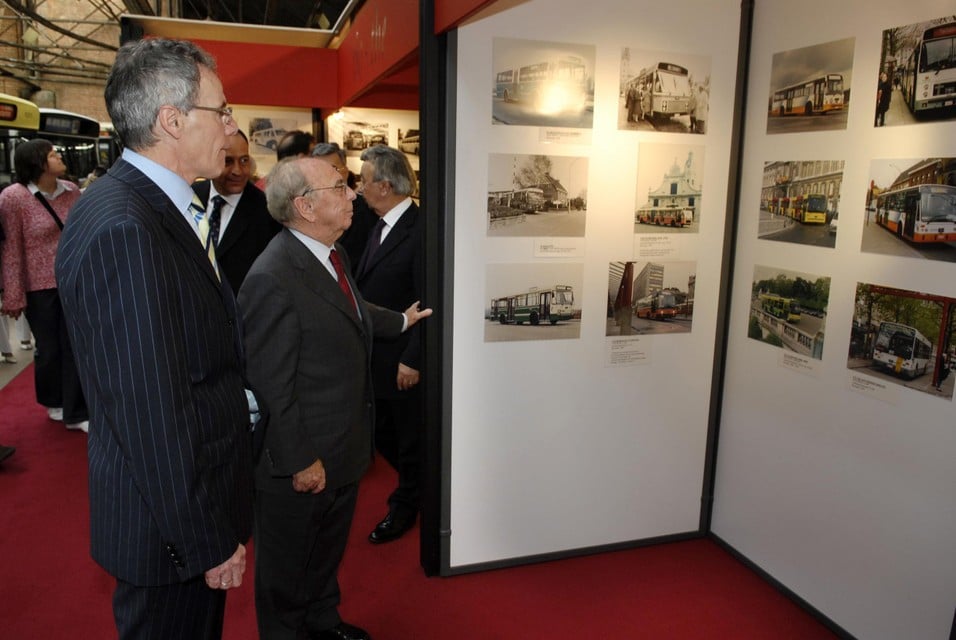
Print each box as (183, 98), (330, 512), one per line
(189, 194), (220, 280)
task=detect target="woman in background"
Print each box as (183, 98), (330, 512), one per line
(0, 139), (88, 432)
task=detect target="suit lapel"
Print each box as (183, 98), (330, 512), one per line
(362, 204), (417, 276)
(279, 231), (364, 330)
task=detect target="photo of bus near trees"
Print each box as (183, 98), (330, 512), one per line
(758, 160), (844, 248)
(487, 153), (588, 237)
(874, 16), (956, 128)
(848, 283), (954, 398)
(765, 37), (854, 135)
(492, 37), (595, 129)
(747, 265), (830, 360)
(485, 262), (583, 343)
(861, 158), (956, 263)
(618, 48), (711, 134)
(634, 143), (703, 234)
(606, 261), (696, 337)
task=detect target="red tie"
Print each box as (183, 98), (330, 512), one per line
(329, 249), (358, 315)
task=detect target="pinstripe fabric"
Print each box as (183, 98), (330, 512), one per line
(55, 159), (254, 587)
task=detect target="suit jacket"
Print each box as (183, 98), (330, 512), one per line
(55, 159), (254, 586)
(192, 180), (281, 293)
(238, 229), (404, 494)
(355, 202), (424, 399)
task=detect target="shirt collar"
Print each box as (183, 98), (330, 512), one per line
(122, 148), (195, 215)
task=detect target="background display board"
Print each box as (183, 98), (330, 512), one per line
(449, 0), (741, 568)
(714, 1), (956, 638)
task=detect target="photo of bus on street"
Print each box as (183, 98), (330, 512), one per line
(487, 153), (588, 237)
(485, 262), (583, 343)
(874, 16), (956, 128)
(634, 143), (703, 234)
(848, 282), (954, 398)
(492, 37), (595, 129)
(766, 37), (854, 135)
(606, 261), (696, 337)
(758, 160), (844, 248)
(619, 49), (711, 134)
(861, 158), (956, 263)
(747, 265), (830, 360)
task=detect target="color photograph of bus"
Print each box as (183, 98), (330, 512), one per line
(748, 265), (829, 360)
(766, 37), (853, 134)
(485, 263), (583, 343)
(878, 15), (956, 126)
(861, 158), (956, 263)
(848, 282), (954, 397)
(634, 143), (703, 235)
(0, 93), (109, 186)
(759, 160), (843, 248)
(487, 153), (588, 238)
(606, 261), (695, 337)
(492, 37), (595, 129)
(618, 49), (711, 134)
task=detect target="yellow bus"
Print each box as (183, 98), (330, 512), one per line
(0, 93), (41, 184)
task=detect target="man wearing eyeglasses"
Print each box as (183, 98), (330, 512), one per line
(239, 156), (431, 640)
(55, 38), (260, 639)
(193, 129), (281, 293)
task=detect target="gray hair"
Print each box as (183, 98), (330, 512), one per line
(359, 145), (417, 197)
(265, 157), (310, 224)
(311, 142), (346, 164)
(105, 38), (216, 151)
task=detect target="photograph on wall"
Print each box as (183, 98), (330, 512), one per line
(491, 37), (595, 129)
(248, 116), (300, 154)
(874, 16), (956, 128)
(485, 262), (583, 343)
(340, 121), (389, 156)
(861, 158), (956, 262)
(325, 108), (420, 177)
(765, 37), (854, 134)
(618, 49), (711, 134)
(848, 282), (954, 398)
(747, 265), (830, 360)
(758, 160), (844, 247)
(634, 143), (703, 234)
(606, 261), (696, 336)
(487, 153), (588, 237)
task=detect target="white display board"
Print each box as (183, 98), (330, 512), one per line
(450, 0), (741, 568)
(714, 1), (956, 638)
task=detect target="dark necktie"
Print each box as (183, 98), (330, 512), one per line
(209, 195), (226, 249)
(329, 249), (358, 316)
(359, 218), (387, 275)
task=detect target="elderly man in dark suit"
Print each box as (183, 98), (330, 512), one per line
(55, 38), (258, 639)
(239, 156), (430, 640)
(354, 145), (425, 544)
(193, 129), (281, 293)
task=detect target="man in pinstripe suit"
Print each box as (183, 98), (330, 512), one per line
(55, 39), (258, 639)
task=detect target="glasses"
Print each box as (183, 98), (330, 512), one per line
(191, 104), (234, 123)
(292, 182), (350, 200)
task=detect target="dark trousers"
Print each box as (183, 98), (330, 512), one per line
(255, 482), (359, 640)
(374, 392), (422, 517)
(24, 288), (87, 423)
(113, 576), (226, 640)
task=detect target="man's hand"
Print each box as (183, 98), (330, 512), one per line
(292, 459), (326, 494)
(204, 544), (246, 590)
(402, 301), (433, 329)
(396, 363), (420, 391)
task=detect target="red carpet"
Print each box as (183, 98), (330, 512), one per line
(0, 366), (839, 639)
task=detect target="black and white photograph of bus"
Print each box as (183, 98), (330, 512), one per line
(758, 160), (843, 248)
(606, 261), (696, 337)
(487, 153), (588, 237)
(634, 143), (704, 235)
(848, 282), (954, 397)
(748, 265), (830, 360)
(619, 49), (711, 134)
(877, 15), (956, 126)
(485, 262), (583, 343)
(861, 158), (956, 263)
(492, 37), (595, 129)
(765, 37), (854, 135)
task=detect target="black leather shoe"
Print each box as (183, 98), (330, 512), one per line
(0, 445), (15, 464)
(368, 511), (416, 544)
(312, 621), (370, 640)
